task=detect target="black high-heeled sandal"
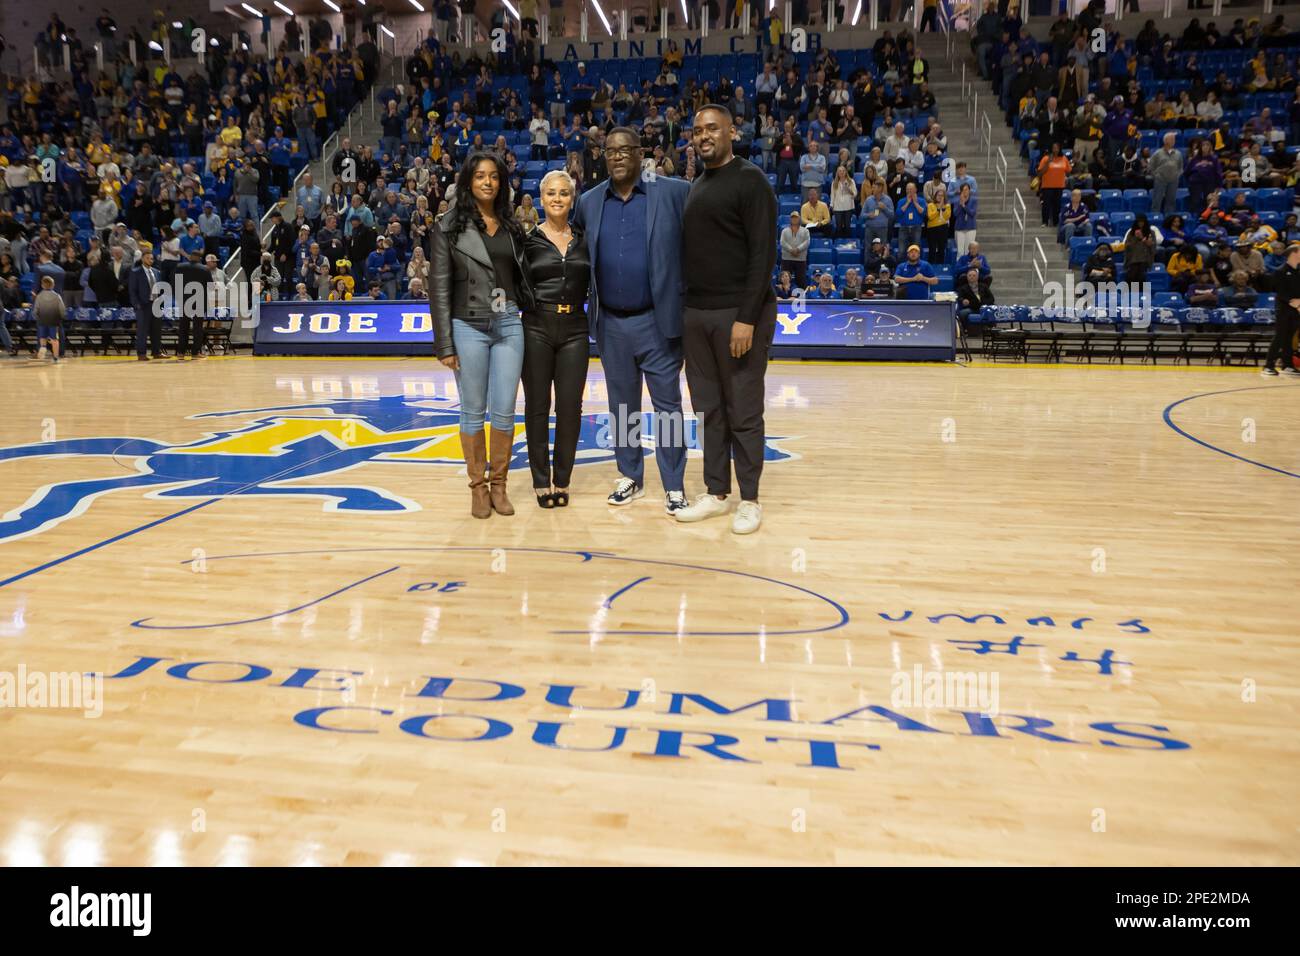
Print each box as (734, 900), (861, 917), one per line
(552, 489), (570, 507)
(536, 490), (556, 508)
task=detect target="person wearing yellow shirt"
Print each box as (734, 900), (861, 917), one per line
(309, 86), (327, 143)
(1166, 244), (1203, 293)
(86, 138), (112, 166)
(219, 116), (243, 149)
(925, 187), (953, 263)
(921, 0), (939, 32)
(663, 39), (683, 69)
(801, 188), (832, 233)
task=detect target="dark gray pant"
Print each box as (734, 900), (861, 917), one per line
(683, 301), (777, 501)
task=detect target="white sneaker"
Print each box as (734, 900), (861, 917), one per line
(37, 346), (47, 360)
(674, 493), (731, 523)
(1282, 366), (1300, 377)
(732, 500), (762, 535)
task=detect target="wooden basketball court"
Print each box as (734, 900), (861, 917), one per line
(0, 356), (1296, 865)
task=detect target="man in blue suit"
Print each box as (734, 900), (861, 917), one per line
(574, 126), (691, 514)
(129, 248), (165, 361)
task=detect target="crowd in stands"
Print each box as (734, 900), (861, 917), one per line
(972, 0), (1300, 311)
(0, 9), (373, 355)
(1, 7), (1000, 360)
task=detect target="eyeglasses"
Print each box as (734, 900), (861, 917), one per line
(605, 147), (640, 159)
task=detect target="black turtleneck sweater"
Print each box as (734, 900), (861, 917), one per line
(682, 155), (778, 325)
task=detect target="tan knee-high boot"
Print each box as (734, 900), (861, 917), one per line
(461, 430), (491, 519)
(488, 427), (515, 516)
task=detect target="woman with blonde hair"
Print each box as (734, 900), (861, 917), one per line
(406, 245), (430, 286)
(519, 169), (591, 508)
(830, 164), (857, 239)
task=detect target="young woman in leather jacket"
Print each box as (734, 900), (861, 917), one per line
(521, 170), (592, 508)
(430, 150), (535, 519)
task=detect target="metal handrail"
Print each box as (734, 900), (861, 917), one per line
(1033, 236), (1049, 292)
(1012, 189), (1027, 260)
(995, 146), (1008, 210)
(980, 111), (993, 166)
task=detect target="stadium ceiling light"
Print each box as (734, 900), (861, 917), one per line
(240, 3), (261, 16)
(591, 0), (614, 35)
(502, 0), (521, 21)
(851, 0), (862, 25)
(323, 0), (340, 10)
(274, 2), (294, 15)
(380, 25), (396, 39)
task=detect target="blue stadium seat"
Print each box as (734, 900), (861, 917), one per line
(1068, 237), (1096, 266)
(1154, 292), (1184, 309)
(1110, 212), (1135, 234)
(1098, 189), (1123, 213)
(1123, 190), (1151, 214)
(1256, 188), (1288, 212)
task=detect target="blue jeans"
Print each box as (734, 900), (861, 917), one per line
(296, 124), (319, 160)
(898, 225), (923, 254)
(452, 310), (525, 434)
(237, 194), (260, 224)
(1061, 221), (1092, 244)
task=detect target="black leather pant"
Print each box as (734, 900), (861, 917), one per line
(522, 311), (590, 489)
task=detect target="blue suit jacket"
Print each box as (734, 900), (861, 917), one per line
(128, 265), (158, 312)
(573, 174), (689, 342)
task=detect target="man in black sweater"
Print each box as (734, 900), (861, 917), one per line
(675, 104), (778, 535)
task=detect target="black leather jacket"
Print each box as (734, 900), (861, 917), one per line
(429, 213), (534, 359)
(522, 226), (590, 312)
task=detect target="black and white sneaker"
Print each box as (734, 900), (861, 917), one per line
(665, 491), (687, 515)
(607, 477), (645, 505)
(1282, 366), (1300, 377)
(1261, 366), (1279, 376)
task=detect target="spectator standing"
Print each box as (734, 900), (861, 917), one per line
(780, 212), (810, 287)
(896, 182), (927, 255)
(1148, 133), (1184, 220)
(830, 166), (857, 239)
(1036, 143), (1071, 227)
(32, 275), (65, 361)
(953, 182), (977, 256)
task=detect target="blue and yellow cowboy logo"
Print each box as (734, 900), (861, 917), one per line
(0, 395), (798, 543)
